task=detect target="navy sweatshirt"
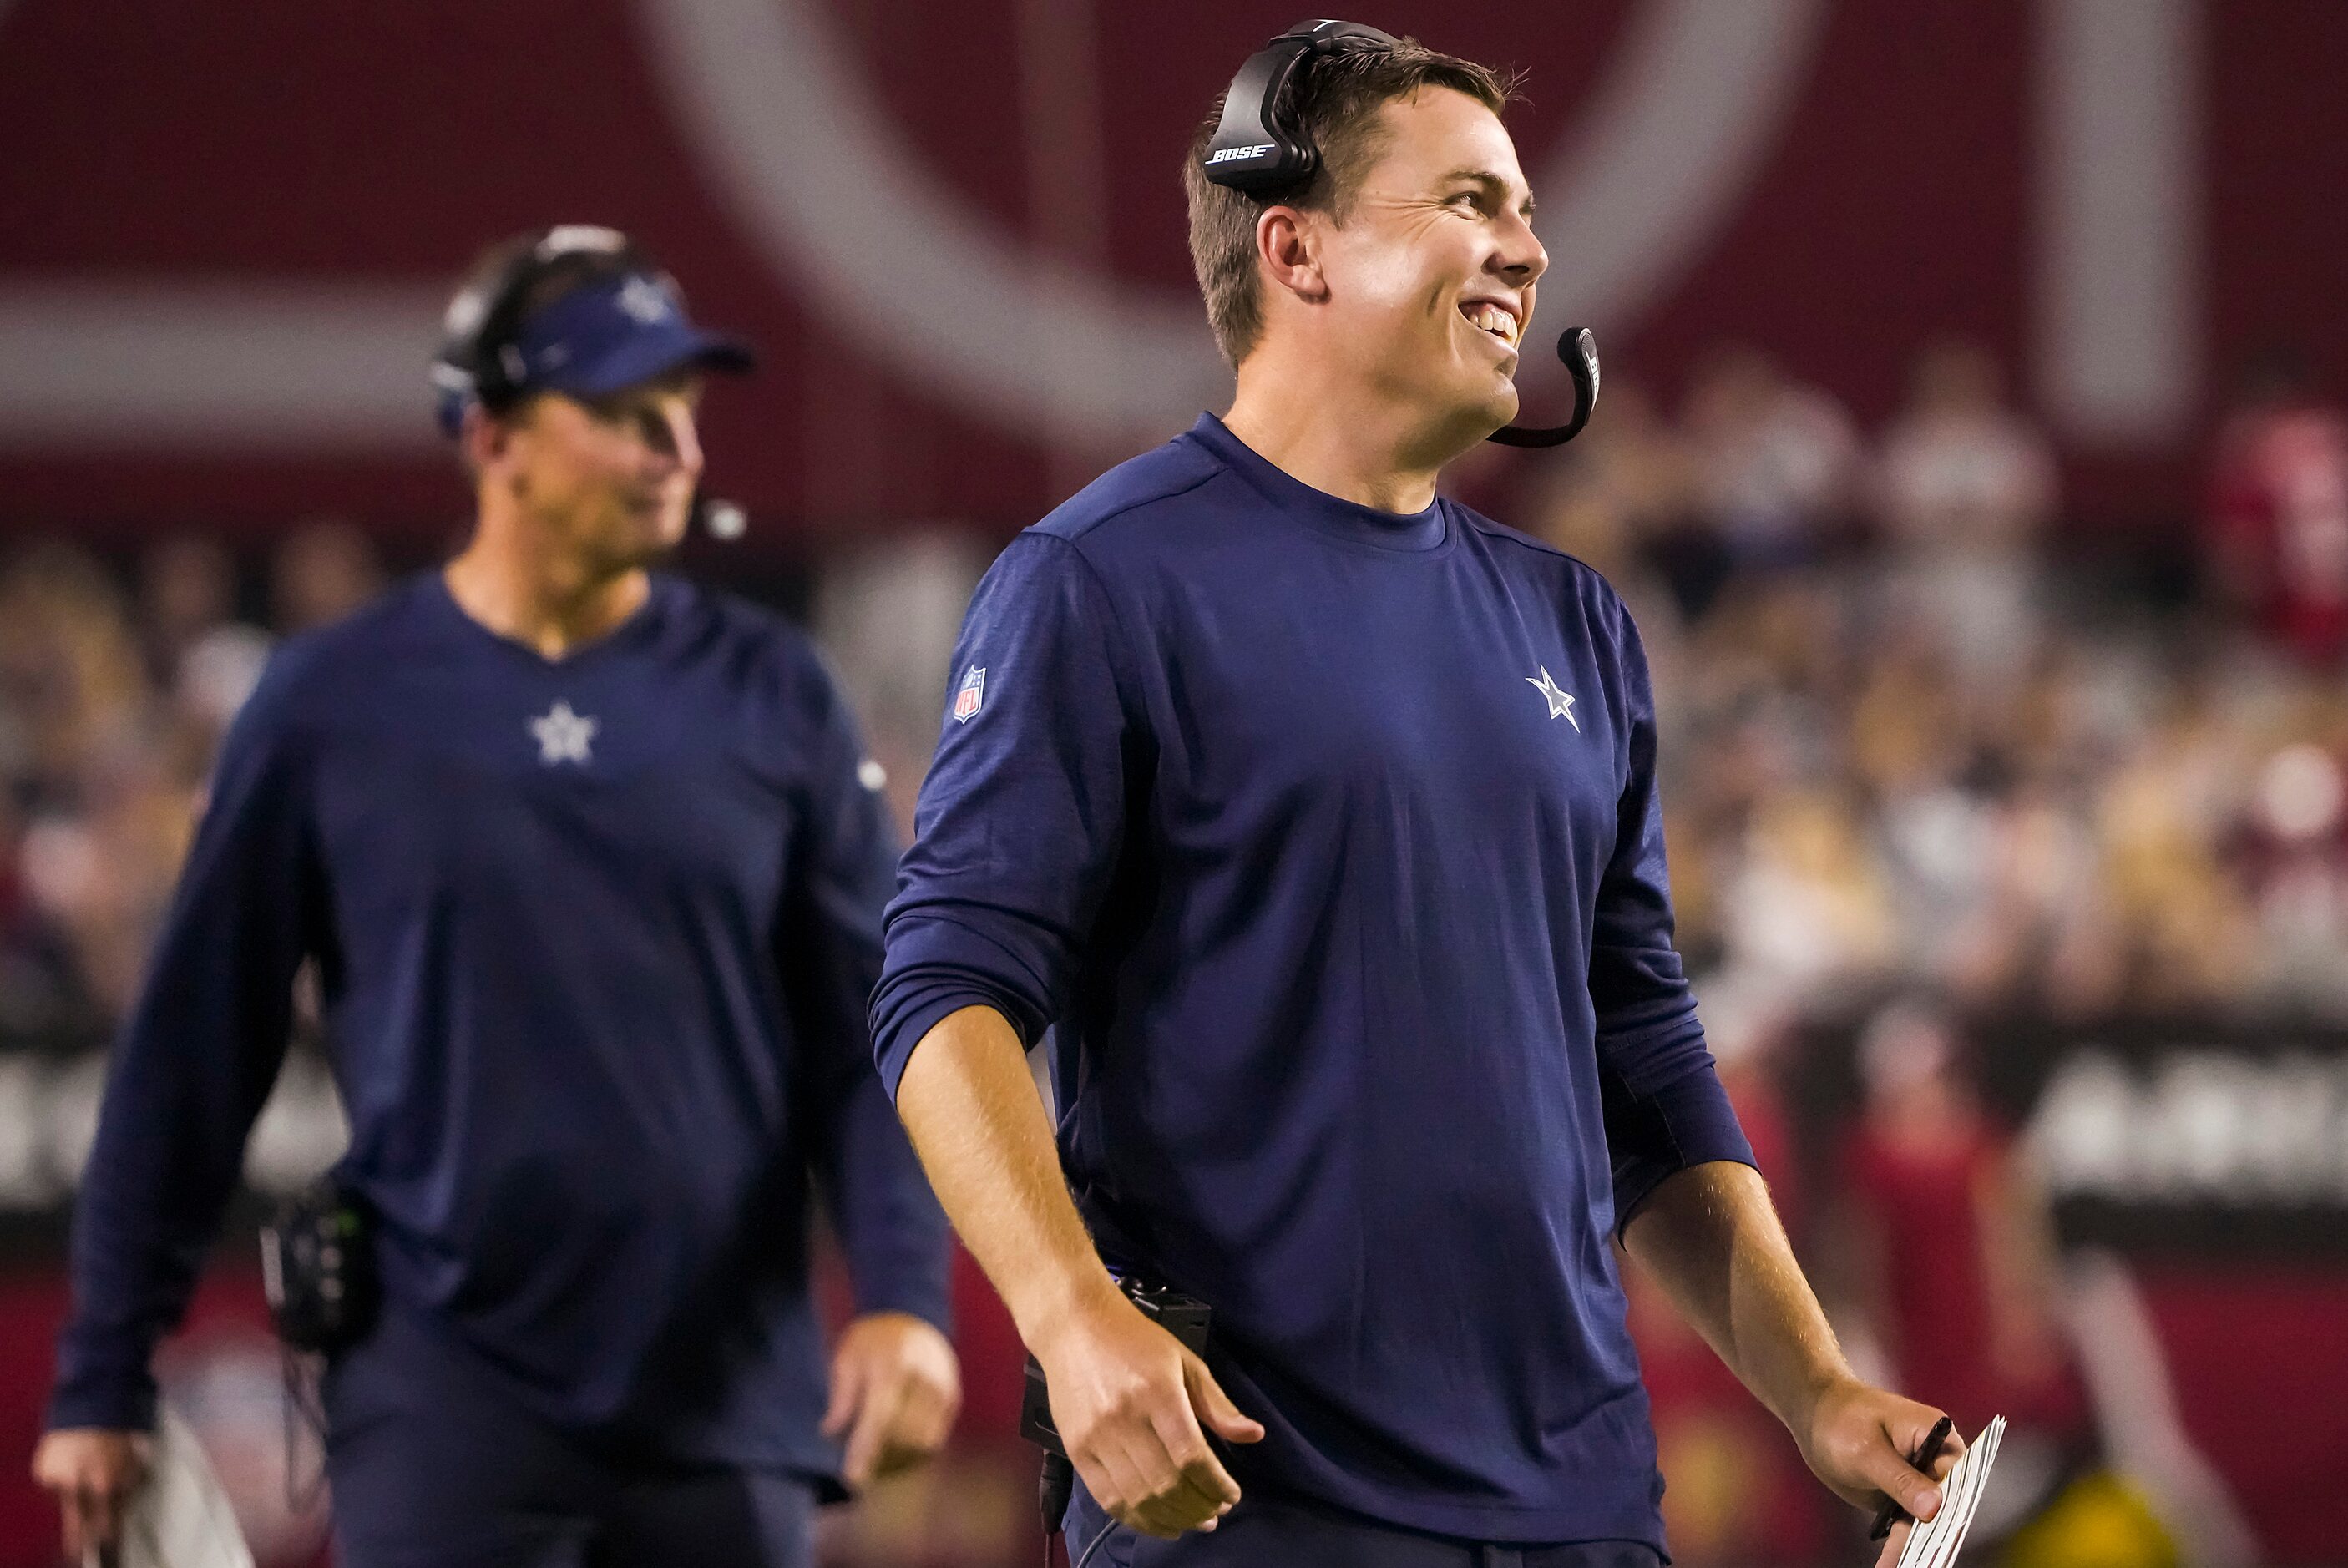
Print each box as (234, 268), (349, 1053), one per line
(871, 416), (1753, 1549)
(50, 574), (950, 1479)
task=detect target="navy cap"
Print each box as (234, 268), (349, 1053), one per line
(433, 263), (754, 438)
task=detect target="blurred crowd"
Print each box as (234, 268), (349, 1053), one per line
(7, 343), (2348, 1058)
(1537, 340), (2348, 1025)
(0, 520), (386, 1054)
(1518, 338), (2342, 1565)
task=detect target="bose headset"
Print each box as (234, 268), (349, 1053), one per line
(1200, 20), (1600, 448)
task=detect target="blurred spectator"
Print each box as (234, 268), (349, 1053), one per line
(2229, 739), (2348, 1007)
(1829, 1001), (2084, 1436)
(1824, 1001), (2136, 1560)
(2091, 685), (2257, 1007)
(0, 544), (149, 816)
(138, 534), (271, 747)
(0, 544), (200, 1035)
(270, 516), (385, 633)
(2205, 346), (2348, 664)
(1871, 341), (2057, 689)
(1683, 346), (1860, 581)
(1531, 380), (1698, 592)
(136, 536), (237, 682)
(810, 531), (987, 835)
(1721, 787), (1896, 992)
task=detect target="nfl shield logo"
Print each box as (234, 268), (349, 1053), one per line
(952, 665), (986, 723)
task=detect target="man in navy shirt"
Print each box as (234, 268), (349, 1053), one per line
(873, 33), (1956, 1568)
(34, 227), (958, 1567)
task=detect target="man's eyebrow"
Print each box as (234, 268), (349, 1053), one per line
(1438, 167), (1537, 215)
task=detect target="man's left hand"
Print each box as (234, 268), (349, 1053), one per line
(1795, 1376), (1963, 1568)
(822, 1311), (963, 1490)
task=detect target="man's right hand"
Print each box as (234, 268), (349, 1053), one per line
(1033, 1287), (1266, 1540)
(32, 1428), (151, 1564)
(892, 1009), (1265, 1539)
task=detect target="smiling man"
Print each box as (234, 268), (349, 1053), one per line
(34, 228), (958, 1568)
(871, 30), (1958, 1568)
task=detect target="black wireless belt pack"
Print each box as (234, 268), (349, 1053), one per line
(1021, 1278), (1214, 1538)
(260, 1181), (380, 1353)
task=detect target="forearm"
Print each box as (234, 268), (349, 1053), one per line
(818, 1069), (954, 1328)
(893, 1004), (1118, 1345)
(53, 1014), (292, 1429)
(53, 1091), (253, 1428)
(1621, 1160), (1855, 1434)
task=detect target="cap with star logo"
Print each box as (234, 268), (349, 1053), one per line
(497, 269), (754, 407)
(432, 225), (756, 437)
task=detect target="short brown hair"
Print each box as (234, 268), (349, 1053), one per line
(1183, 37), (1516, 367)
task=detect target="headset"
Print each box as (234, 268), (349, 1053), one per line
(431, 225), (750, 538)
(431, 224), (644, 431)
(1201, 20), (1600, 448)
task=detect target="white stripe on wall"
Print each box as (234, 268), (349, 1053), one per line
(0, 284), (443, 452)
(2035, 0), (2204, 445)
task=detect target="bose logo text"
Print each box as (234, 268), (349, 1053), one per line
(1207, 144), (1275, 164)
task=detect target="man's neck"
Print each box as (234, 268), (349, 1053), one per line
(444, 512), (648, 661)
(1220, 345), (1469, 514)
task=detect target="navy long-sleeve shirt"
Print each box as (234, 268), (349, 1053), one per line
(50, 573), (949, 1479)
(871, 416), (1753, 1549)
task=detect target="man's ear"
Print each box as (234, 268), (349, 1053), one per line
(459, 402), (510, 478)
(1255, 205), (1329, 306)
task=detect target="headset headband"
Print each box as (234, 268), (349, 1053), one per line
(433, 225), (647, 415)
(437, 227), (643, 412)
(1200, 19), (1398, 193)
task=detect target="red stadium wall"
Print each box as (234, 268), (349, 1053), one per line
(2, 0), (2345, 543)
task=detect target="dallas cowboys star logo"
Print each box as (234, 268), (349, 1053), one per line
(615, 275), (672, 324)
(1526, 665), (1580, 731)
(529, 700), (599, 764)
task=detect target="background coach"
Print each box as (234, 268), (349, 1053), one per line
(872, 27), (1956, 1568)
(33, 226), (959, 1567)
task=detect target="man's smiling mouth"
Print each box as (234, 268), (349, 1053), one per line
(1460, 301), (1521, 348)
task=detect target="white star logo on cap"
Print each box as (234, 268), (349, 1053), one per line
(615, 276), (672, 324)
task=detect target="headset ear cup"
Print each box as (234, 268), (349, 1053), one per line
(1200, 22), (1398, 191)
(434, 235), (543, 427)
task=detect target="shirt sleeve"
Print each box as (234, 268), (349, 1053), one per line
(48, 658), (324, 1432)
(1587, 599), (1755, 1236)
(868, 532), (1139, 1098)
(774, 649), (952, 1330)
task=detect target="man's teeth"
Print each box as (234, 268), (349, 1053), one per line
(1463, 303), (1518, 343)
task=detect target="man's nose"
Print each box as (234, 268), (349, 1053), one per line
(655, 397), (705, 479)
(1495, 209), (1547, 288)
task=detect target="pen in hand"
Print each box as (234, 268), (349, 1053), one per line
(1869, 1414), (1955, 1542)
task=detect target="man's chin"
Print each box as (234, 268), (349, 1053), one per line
(1485, 378), (1522, 427)
(1456, 380), (1521, 441)
(646, 502), (697, 550)
(597, 514), (688, 574)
